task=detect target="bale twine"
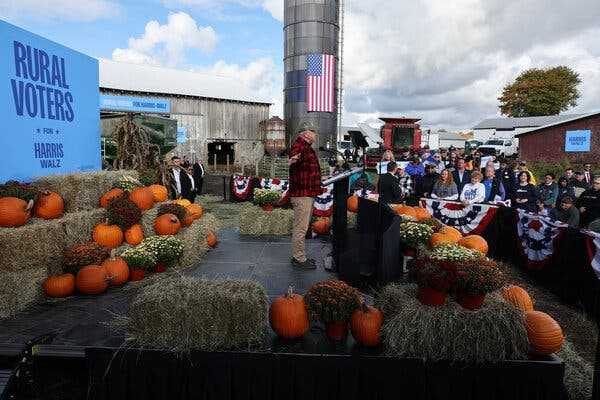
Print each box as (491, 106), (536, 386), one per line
(124, 277), (268, 352)
(0, 268), (46, 319)
(239, 206), (294, 236)
(376, 284), (529, 364)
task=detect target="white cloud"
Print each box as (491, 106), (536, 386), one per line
(112, 12), (218, 67)
(0, 0), (120, 22)
(162, 0), (283, 21)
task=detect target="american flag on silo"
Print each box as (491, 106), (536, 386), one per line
(306, 53), (335, 113)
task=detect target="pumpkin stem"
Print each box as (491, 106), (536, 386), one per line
(26, 199), (34, 212)
(285, 286), (294, 298)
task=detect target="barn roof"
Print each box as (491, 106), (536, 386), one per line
(515, 111), (600, 137)
(99, 59), (271, 105)
(472, 114), (582, 130)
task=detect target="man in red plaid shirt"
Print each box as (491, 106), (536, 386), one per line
(289, 123), (322, 269)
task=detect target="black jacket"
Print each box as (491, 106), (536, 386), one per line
(180, 173), (196, 202)
(483, 177), (503, 202)
(499, 168), (515, 199)
(577, 188), (600, 226)
(513, 183), (538, 212)
(452, 169), (471, 194)
(377, 173), (403, 204)
(416, 172), (439, 197)
(193, 162), (205, 183)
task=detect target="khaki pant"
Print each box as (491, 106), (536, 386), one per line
(291, 197), (314, 262)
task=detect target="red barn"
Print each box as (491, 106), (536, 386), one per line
(516, 112), (600, 163)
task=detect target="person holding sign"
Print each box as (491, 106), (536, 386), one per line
(460, 171), (486, 205)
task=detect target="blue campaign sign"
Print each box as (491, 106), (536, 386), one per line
(0, 20), (100, 183)
(177, 127), (187, 144)
(100, 94), (171, 113)
(565, 130), (591, 152)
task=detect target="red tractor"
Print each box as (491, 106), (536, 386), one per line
(365, 117), (422, 169)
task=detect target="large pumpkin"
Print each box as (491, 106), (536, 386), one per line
(414, 207), (432, 221)
(525, 311), (564, 355)
(429, 232), (456, 248)
(207, 231), (218, 248)
(124, 224), (144, 246)
(392, 205), (417, 219)
(129, 187), (154, 211)
(100, 188), (124, 208)
(347, 195), (359, 213)
(0, 197), (33, 227)
(102, 257), (129, 286)
(173, 199), (191, 207)
(458, 235), (488, 256)
(351, 304), (384, 347)
(42, 273), (75, 298)
(312, 218), (330, 235)
(439, 226), (462, 242)
(34, 191), (64, 219)
(148, 184), (168, 202)
(502, 285), (534, 312)
(154, 213), (181, 235)
(93, 222), (124, 249)
(187, 204), (204, 220)
(76, 265), (108, 295)
(269, 286), (309, 339)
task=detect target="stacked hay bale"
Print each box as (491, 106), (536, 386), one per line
(239, 205), (294, 235)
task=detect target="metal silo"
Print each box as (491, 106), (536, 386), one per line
(284, 0), (340, 151)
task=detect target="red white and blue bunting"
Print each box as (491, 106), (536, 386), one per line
(259, 178), (290, 207)
(313, 183), (334, 217)
(516, 210), (566, 270)
(420, 198), (499, 235)
(584, 230), (600, 280)
(354, 188), (376, 198)
(231, 175), (253, 201)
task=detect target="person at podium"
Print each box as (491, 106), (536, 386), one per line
(377, 161), (403, 204)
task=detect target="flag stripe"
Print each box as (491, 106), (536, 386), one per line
(306, 54), (335, 113)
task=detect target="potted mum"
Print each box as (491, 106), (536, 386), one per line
(139, 236), (184, 272)
(304, 280), (361, 341)
(121, 247), (157, 281)
(399, 221), (434, 257)
(429, 243), (481, 263)
(454, 258), (507, 310)
(410, 257), (459, 306)
(253, 188), (281, 212)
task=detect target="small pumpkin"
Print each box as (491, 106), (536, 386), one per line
(102, 257), (129, 286)
(34, 191), (64, 219)
(0, 197), (33, 227)
(207, 231), (218, 248)
(148, 184), (168, 202)
(173, 199), (191, 207)
(100, 188), (124, 208)
(130, 269), (145, 282)
(93, 222), (124, 249)
(129, 187), (154, 211)
(42, 273), (75, 298)
(347, 195), (359, 213)
(182, 211), (194, 227)
(439, 226), (462, 242)
(525, 311), (564, 355)
(458, 234), (488, 255)
(124, 224), (144, 246)
(76, 265), (108, 295)
(429, 232), (456, 248)
(186, 204), (204, 220)
(154, 213), (181, 235)
(351, 304), (384, 347)
(502, 285), (534, 312)
(269, 286), (309, 339)
(392, 205), (417, 219)
(414, 207), (432, 221)
(312, 218), (330, 235)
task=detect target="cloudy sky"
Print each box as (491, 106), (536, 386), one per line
(3, 0), (600, 131)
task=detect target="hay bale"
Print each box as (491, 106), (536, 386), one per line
(125, 276), (268, 351)
(239, 206), (294, 235)
(33, 170), (139, 213)
(62, 209), (107, 248)
(0, 268), (46, 319)
(0, 218), (65, 274)
(177, 213), (220, 268)
(559, 341), (593, 400)
(376, 284), (529, 364)
(140, 201), (170, 237)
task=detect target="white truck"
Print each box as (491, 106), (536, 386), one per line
(477, 138), (518, 158)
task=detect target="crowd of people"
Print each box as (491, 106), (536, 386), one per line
(165, 156), (206, 203)
(363, 147), (600, 230)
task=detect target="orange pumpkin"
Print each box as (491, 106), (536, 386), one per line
(312, 218), (330, 235)
(182, 211), (194, 227)
(207, 231), (218, 248)
(458, 235), (488, 256)
(42, 273), (75, 298)
(102, 257), (129, 286)
(429, 232), (456, 248)
(392, 205), (417, 219)
(347, 195), (359, 213)
(269, 286), (309, 339)
(439, 226), (462, 242)
(187, 204), (204, 220)
(525, 311), (564, 355)
(76, 265), (108, 295)
(154, 213), (181, 235)
(0, 197), (33, 227)
(93, 222), (124, 249)
(172, 199), (191, 207)
(351, 304), (384, 347)
(414, 207), (432, 221)
(34, 191), (64, 219)
(148, 184), (168, 202)
(129, 187), (154, 211)
(100, 188), (124, 208)
(502, 285), (534, 312)
(124, 224), (144, 246)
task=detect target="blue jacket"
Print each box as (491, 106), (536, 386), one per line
(405, 163), (425, 177)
